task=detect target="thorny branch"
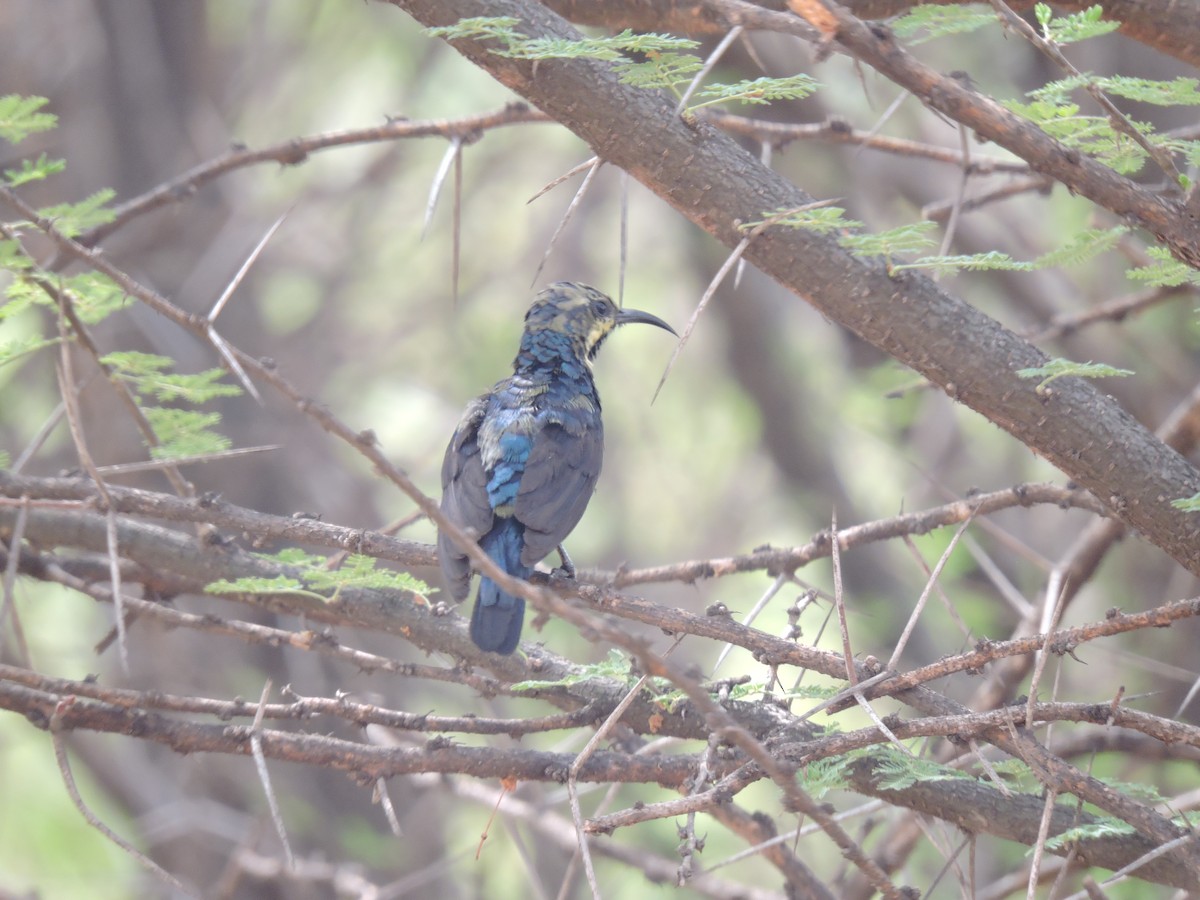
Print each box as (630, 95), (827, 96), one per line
(5, 3), (1200, 895)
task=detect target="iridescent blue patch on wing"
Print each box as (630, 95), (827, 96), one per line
(486, 432), (533, 508)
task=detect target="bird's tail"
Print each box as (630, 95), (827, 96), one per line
(471, 517), (531, 654)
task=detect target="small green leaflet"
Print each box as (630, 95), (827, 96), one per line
(0, 334), (61, 369)
(143, 408), (231, 460)
(496, 29), (697, 62)
(101, 351), (242, 403)
(62, 272), (131, 325)
(512, 648), (634, 691)
(891, 4), (998, 44)
(206, 548), (430, 599)
(205, 574), (316, 598)
(0, 95), (57, 144)
(1043, 818), (1134, 851)
(797, 756), (853, 800)
(690, 74), (820, 109)
(302, 554), (429, 594)
(742, 205), (863, 234)
(1032, 226), (1127, 268)
(616, 53), (703, 92)
(1127, 246), (1200, 287)
(4, 153), (66, 187)
(839, 221), (939, 262)
(38, 188), (116, 238)
(1171, 494), (1200, 512)
(1033, 74), (1200, 108)
(1017, 358), (1134, 392)
(1035, 4), (1120, 45)
(891, 251), (1031, 275)
(424, 16), (521, 43)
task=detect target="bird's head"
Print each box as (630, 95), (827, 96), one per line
(524, 282), (676, 361)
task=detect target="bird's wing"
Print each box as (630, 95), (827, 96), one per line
(438, 396), (493, 601)
(514, 416), (603, 566)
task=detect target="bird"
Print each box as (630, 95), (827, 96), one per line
(438, 282), (676, 655)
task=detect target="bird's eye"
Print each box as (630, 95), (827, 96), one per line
(591, 298), (610, 317)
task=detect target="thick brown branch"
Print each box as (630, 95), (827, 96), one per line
(0, 680), (700, 786)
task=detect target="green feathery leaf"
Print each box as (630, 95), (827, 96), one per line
(142, 407), (231, 460)
(615, 52), (703, 92)
(0, 95), (57, 144)
(1017, 358), (1134, 392)
(205, 574), (315, 597)
(424, 17), (521, 43)
(797, 756), (854, 799)
(1044, 817), (1135, 851)
(891, 251), (1032, 275)
(1127, 247), (1200, 287)
(4, 153), (66, 187)
(38, 188), (116, 238)
(303, 554), (430, 594)
(0, 334), (60, 368)
(512, 648), (635, 691)
(839, 221), (939, 262)
(891, 4), (998, 43)
(1031, 226), (1128, 268)
(743, 205), (863, 234)
(1037, 4), (1120, 45)
(63, 272), (130, 325)
(872, 747), (973, 792)
(690, 74), (820, 109)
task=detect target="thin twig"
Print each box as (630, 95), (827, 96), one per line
(249, 679), (295, 869)
(49, 698), (198, 897)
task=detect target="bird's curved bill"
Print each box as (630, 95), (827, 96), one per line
(615, 307), (678, 337)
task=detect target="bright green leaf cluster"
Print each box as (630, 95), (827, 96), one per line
(512, 648), (635, 691)
(143, 407), (231, 459)
(205, 574), (314, 597)
(691, 74), (820, 109)
(1016, 358), (1134, 391)
(891, 4), (998, 43)
(62, 272), (131, 324)
(1033, 74), (1200, 108)
(424, 16), (521, 43)
(1035, 3), (1120, 44)
(98, 351), (242, 459)
(427, 17), (822, 110)
(496, 28), (697, 62)
(872, 746), (974, 792)
(206, 548), (430, 600)
(1171, 494), (1200, 512)
(1043, 817), (1135, 850)
(303, 553), (430, 594)
(1032, 226), (1128, 268)
(5, 153), (66, 187)
(0, 94), (57, 144)
(37, 188), (117, 238)
(101, 350), (242, 404)
(892, 250), (1030, 275)
(1126, 246), (1200, 288)
(1005, 98), (1153, 175)
(797, 756), (854, 800)
(839, 221), (939, 263)
(615, 53), (703, 92)
(744, 205), (864, 235)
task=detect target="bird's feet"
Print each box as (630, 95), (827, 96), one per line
(551, 543), (577, 580)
